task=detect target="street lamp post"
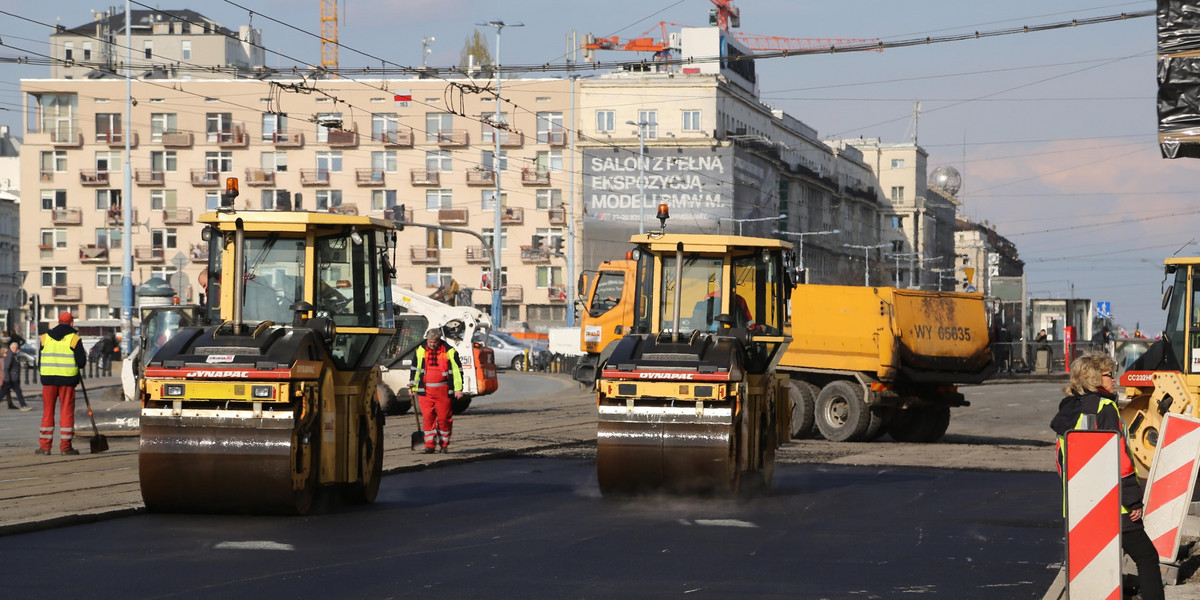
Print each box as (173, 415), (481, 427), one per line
(844, 243), (887, 287)
(478, 19), (523, 329)
(626, 120), (648, 234)
(773, 229), (839, 284)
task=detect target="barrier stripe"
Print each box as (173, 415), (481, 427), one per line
(1065, 430), (1121, 600)
(1143, 413), (1200, 563)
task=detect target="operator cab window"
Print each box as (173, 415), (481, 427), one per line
(242, 235), (305, 324)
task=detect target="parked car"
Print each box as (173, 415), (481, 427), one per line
(485, 331), (550, 371)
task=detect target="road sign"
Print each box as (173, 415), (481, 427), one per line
(965, 285), (977, 293)
(394, 90), (412, 107)
(964, 267), (975, 282)
(171, 251), (189, 271)
(1096, 301), (1111, 319)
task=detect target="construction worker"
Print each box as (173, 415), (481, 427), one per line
(37, 312), (87, 456)
(1050, 351), (1163, 600)
(411, 327), (463, 454)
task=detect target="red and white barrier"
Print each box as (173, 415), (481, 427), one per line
(1143, 413), (1200, 563)
(1065, 430), (1122, 600)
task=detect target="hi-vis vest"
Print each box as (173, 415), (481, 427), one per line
(39, 333), (81, 378)
(413, 344), (462, 393)
(1055, 396), (1137, 514)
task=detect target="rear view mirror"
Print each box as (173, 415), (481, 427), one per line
(1162, 285), (1174, 311)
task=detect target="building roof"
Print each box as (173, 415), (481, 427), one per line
(59, 9), (234, 38)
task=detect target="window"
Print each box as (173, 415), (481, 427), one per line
(638, 109), (658, 139)
(425, 113), (453, 142)
(372, 113), (398, 140)
(150, 189), (177, 211)
(181, 41), (191, 60)
(890, 240), (904, 253)
(96, 228), (122, 249)
(150, 113), (176, 142)
(891, 159), (905, 169)
(95, 189), (121, 211)
(205, 151), (233, 173)
(64, 42), (73, 61)
(371, 151), (398, 173)
(426, 189), (452, 211)
(95, 113), (121, 142)
(425, 267), (453, 289)
(682, 110), (701, 132)
(426, 228), (452, 250)
(316, 113), (342, 142)
(82, 42), (91, 61)
(527, 305), (566, 321)
(536, 266), (564, 288)
(150, 150), (177, 172)
(480, 112), (509, 143)
(206, 113), (233, 143)
(315, 190), (343, 210)
(481, 228), (508, 251)
(94, 151), (121, 173)
(40, 151), (67, 174)
(95, 267), (122, 288)
(40, 228), (67, 249)
(535, 150), (563, 173)
(38, 93), (77, 141)
(890, 186), (904, 202)
(41, 266), (67, 287)
(151, 228), (177, 249)
(535, 227), (564, 253)
(891, 215), (904, 230)
(40, 190), (67, 211)
(481, 190), (508, 211)
(151, 266), (178, 281)
(261, 151), (287, 172)
(481, 150), (507, 171)
(260, 190), (291, 210)
(596, 110), (614, 133)
(536, 189), (562, 209)
(316, 151), (342, 173)
(143, 40), (152, 59)
(426, 150), (452, 172)
(371, 190), (397, 211)
(536, 112), (563, 144)
(206, 191), (221, 211)
(262, 113), (286, 141)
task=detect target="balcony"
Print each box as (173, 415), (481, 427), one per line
(161, 131), (193, 148)
(51, 208), (82, 226)
(163, 207), (193, 225)
(134, 245), (164, 263)
(272, 131), (304, 148)
(500, 284), (523, 304)
(135, 169), (164, 186)
(548, 206), (567, 226)
(328, 204), (359, 215)
(499, 131), (524, 148)
(356, 169), (386, 186)
(244, 168), (276, 186)
(51, 284), (82, 302)
(465, 245), (492, 264)
(466, 168), (496, 186)
(520, 245), (550, 264)
(99, 131), (138, 148)
(410, 169), (440, 186)
(436, 129), (469, 147)
(300, 169), (330, 186)
(190, 242), (208, 263)
(546, 130), (567, 147)
(381, 128), (414, 148)
(79, 170), (110, 186)
(191, 169), (219, 186)
(79, 244), (109, 264)
(215, 128), (248, 148)
(383, 205), (412, 223)
(547, 284), (567, 302)
(501, 206), (524, 225)
(327, 128), (358, 148)
(438, 207), (468, 225)
(411, 246), (440, 264)
(521, 168), (550, 186)
(107, 208), (137, 226)
(52, 131), (83, 148)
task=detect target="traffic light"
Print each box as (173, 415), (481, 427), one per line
(395, 203), (405, 231)
(553, 236), (564, 253)
(531, 234), (544, 250)
(29, 293), (39, 320)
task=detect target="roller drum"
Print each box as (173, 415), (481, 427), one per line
(597, 413), (736, 495)
(139, 415), (314, 514)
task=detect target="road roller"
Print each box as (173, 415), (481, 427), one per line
(593, 205), (794, 495)
(137, 180), (391, 514)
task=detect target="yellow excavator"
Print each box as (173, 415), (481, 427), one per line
(1120, 256), (1200, 475)
(137, 179), (392, 514)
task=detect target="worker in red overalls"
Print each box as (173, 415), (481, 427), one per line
(411, 327), (463, 454)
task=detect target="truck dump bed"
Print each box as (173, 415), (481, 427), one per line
(782, 284), (993, 384)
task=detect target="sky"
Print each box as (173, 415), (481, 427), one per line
(0, 0), (1194, 334)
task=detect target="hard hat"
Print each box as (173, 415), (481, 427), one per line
(58, 312), (74, 325)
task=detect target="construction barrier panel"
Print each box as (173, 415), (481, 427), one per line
(1065, 429), (1122, 600)
(1143, 413), (1200, 563)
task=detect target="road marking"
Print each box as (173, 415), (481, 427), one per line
(0, 477), (36, 483)
(678, 518), (758, 528)
(215, 541), (295, 551)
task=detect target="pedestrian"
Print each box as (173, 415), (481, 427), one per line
(410, 327), (463, 454)
(1, 341), (29, 411)
(995, 325), (1012, 375)
(37, 312), (87, 456)
(1050, 351), (1164, 600)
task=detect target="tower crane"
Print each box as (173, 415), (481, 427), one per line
(320, 0), (338, 76)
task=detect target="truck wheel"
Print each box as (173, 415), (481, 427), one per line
(887, 405), (950, 443)
(789, 381), (818, 438)
(815, 380), (871, 442)
(919, 405), (951, 443)
(864, 406), (886, 441)
(381, 388), (411, 416)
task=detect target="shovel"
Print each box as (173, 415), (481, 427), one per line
(79, 378), (109, 454)
(410, 387), (424, 452)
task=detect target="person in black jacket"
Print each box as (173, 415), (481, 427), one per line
(1050, 351), (1163, 600)
(1, 341), (29, 411)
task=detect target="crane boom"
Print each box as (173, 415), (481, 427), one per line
(320, 0), (338, 76)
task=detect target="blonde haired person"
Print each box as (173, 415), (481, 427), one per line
(1050, 351), (1163, 600)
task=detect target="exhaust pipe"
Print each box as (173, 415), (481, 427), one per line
(231, 218), (245, 333)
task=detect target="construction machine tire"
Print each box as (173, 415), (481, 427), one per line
(789, 380), (818, 438)
(382, 388), (412, 416)
(743, 414), (777, 494)
(887, 405), (950, 443)
(815, 380), (871, 442)
(345, 399), (384, 504)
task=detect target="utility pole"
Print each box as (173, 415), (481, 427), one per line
(566, 72), (578, 326)
(120, 0), (134, 355)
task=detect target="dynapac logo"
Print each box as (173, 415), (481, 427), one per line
(638, 372), (694, 380)
(189, 370), (251, 378)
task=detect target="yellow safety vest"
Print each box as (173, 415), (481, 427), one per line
(40, 333), (80, 378)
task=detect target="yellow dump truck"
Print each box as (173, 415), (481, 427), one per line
(782, 284), (994, 443)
